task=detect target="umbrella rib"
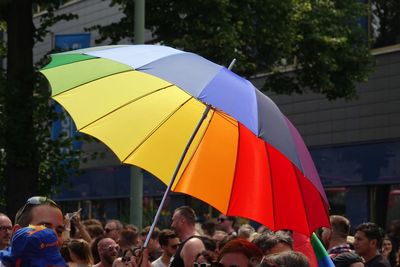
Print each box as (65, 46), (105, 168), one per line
(121, 96), (200, 163)
(78, 84), (174, 131)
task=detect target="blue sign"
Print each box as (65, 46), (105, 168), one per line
(51, 104), (81, 154)
(52, 33), (91, 151)
(54, 33), (91, 51)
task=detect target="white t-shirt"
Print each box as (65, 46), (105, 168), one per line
(152, 256), (167, 267)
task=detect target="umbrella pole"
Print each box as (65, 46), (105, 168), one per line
(143, 104), (211, 248)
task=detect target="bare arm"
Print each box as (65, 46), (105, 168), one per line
(180, 238), (205, 267)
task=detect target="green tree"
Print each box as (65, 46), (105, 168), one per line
(0, 0), (78, 218)
(91, 0), (373, 100)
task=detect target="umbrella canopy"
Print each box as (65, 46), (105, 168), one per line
(40, 45), (329, 236)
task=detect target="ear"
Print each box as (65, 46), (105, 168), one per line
(370, 239), (377, 248)
(12, 224), (21, 235)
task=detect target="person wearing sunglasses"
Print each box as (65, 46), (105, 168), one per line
(94, 237), (119, 267)
(14, 196), (65, 242)
(104, 220), (123, 242)
(152, 229), (180, 267)
(217, 215), (237, 237)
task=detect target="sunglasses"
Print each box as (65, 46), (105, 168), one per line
(108, 244), (120, 252)
(0, 226), (12, 232)
(16, 196), (60, 222)
(217, 218), (227, 223)
(170, 244), (180, 249)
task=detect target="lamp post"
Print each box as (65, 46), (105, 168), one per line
(130, 0), (145, 229)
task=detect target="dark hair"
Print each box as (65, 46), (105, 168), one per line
(202, 220), (217, 237)
(91, 235), (105, 264)
(120, 229), (139, 246)
(158, 229), (177, 247)
(201, 236), (217, 251)
(253, 231), (293, 253)
(68, 239), (93, 265)
(264, 251), (310, 267)
(141, 226), (160, 239)
(333, 252), (364, 267)
(330, 215), (351, 239)
(175, 206), (196, 225)
(86, 224), (105, 239)
(356, 222), (384, 248)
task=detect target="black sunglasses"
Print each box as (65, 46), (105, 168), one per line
(170, 244), (180, 249)
(217, 218), (227, 223)
(16, 196), (59, 222)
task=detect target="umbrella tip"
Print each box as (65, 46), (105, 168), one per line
(228, 58), (237, 70)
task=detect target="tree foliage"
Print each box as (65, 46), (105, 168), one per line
(0, 0), (79, 216)
(90, 0), (373, 100)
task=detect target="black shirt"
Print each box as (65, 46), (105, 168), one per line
(365, 254), (391, 267)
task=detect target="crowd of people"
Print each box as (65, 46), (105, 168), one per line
(0, 196), (400, 267)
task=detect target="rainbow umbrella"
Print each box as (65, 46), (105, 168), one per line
(40, 45), (330, 240)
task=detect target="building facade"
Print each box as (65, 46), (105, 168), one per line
(34, 0), (400, 230)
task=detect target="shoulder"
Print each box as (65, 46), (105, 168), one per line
(367, 255), (391, 267)
(183, 236), (205, 249)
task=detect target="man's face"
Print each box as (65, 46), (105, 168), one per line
(99, 238), (119, 265)
(217, 216), (231, 231)
(30, 205), (64, 241)
(354, 230), (375, 257)
(0, 215), (12, 249)
(171, 211), (183, 235)
(321, 227), (332, 248)
(105, 222), (120, 241)
(164, 237), (180, 257)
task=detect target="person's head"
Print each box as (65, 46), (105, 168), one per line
(333, 252), (365, 267)
(253, 231), (293, 255)
(238, 224), (255, 240)
(140, 226), (160, 251)
(0, 213), (12, 250)
(354, 222), (383, 258)
(262, 251), (311, 267)
(86, 224), (105, 239)
(97, 237), (119, 265)
(218, 238), (263, 267)
(158, 229), (180, 257)
(14, 196), (64, 242)
(2, 225), (66, 267)
(202, 219), (217, 237)
(68, 239), (93, 265)
(381, 236), (393, 253)
(322, 215), (351, 248)
(212, 230), (229, 256)
(119, 228), (139, 248)
(104, 219), (123, 241)
(217, 215), (236, 233)
(171, 206), (196, 236)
